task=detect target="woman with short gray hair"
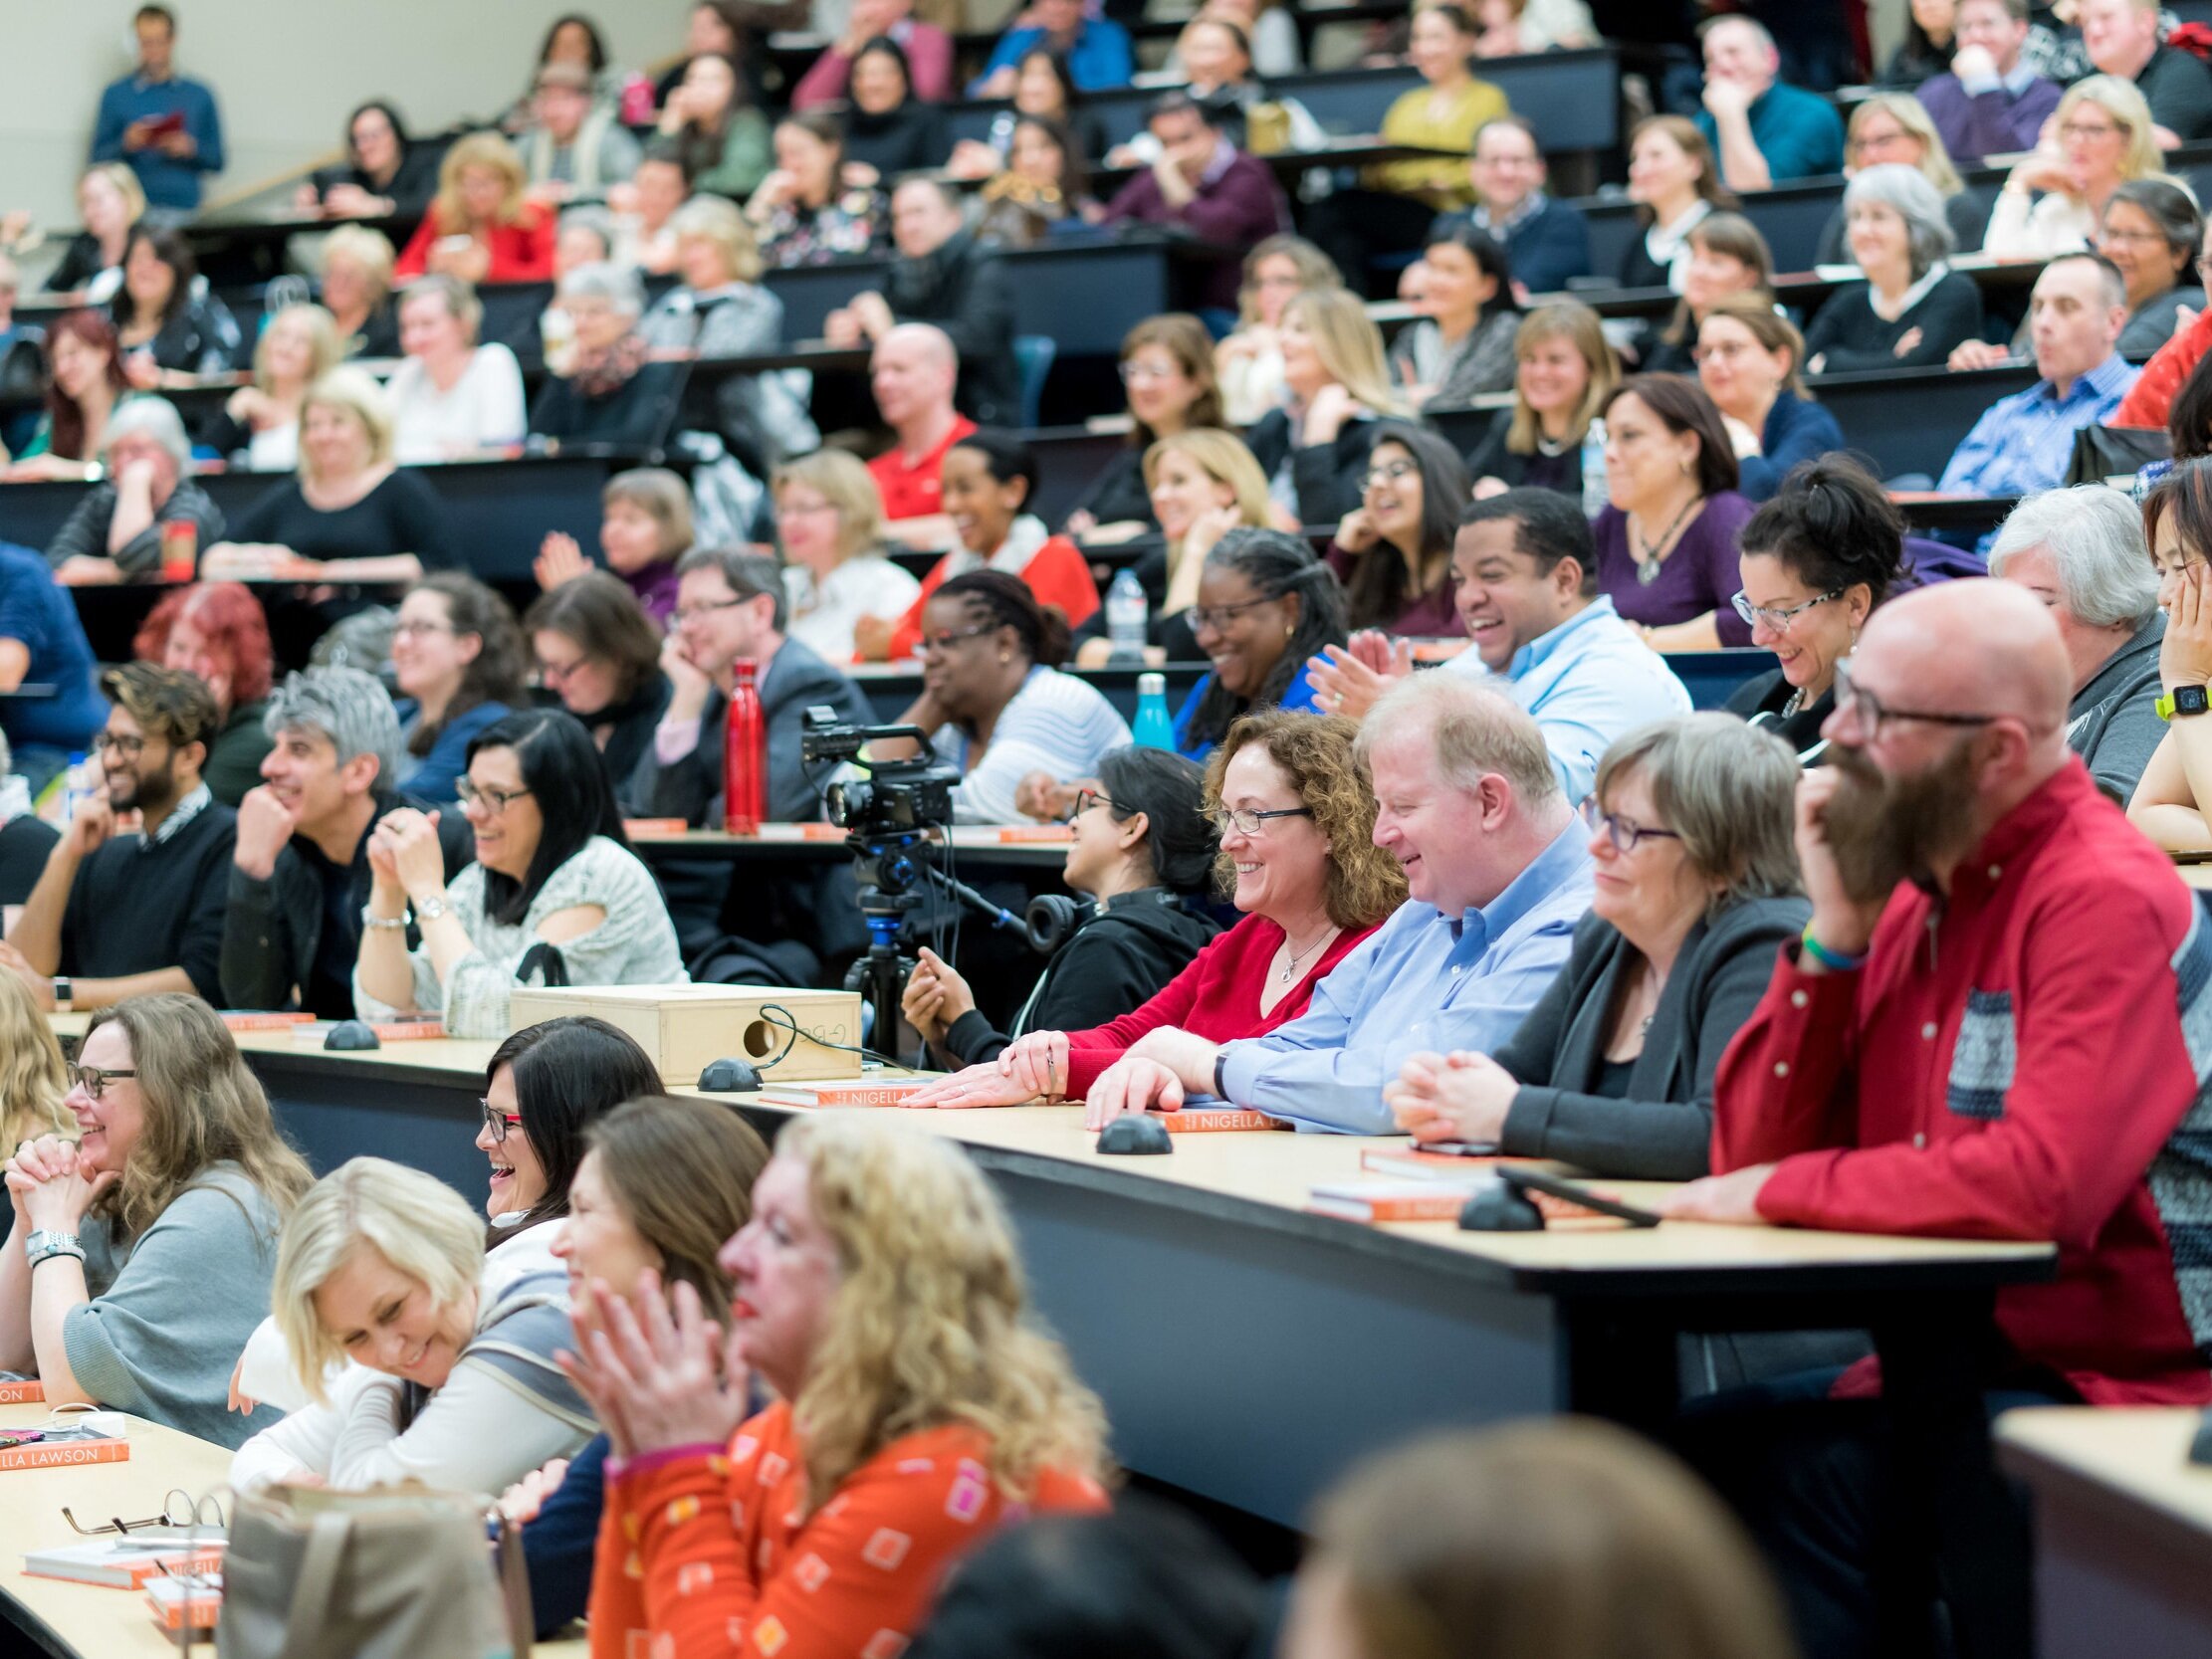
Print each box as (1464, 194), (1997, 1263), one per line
(1387, 712), (1809, 1179)
(527, 261), (681, 454)
(1804, 163), (1985, 372)
(44, 395), (227, 586)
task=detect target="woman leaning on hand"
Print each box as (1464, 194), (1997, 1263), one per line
(0, 994), (311, 1448)
(570, 1113), (1111, 1659)
(1387, 715), (1808, 1179)
(2128, 457), (2212, 849)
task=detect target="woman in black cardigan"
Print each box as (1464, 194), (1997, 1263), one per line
(1386, 713), (1808, 1179)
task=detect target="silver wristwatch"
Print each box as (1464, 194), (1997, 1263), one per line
(22, 1230), (85, 1269)
(414, 896), (449, 924)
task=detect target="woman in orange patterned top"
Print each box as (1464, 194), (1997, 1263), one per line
(567, 1113), (1111, 1659)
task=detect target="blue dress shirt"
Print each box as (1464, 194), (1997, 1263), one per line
(1938, 353), (2139, 499)
(1445, 598), (1694, 804)
(972, 19), (1135, 92)
(91, 73), (226, 212)
(1217, 818), (1594, 1134)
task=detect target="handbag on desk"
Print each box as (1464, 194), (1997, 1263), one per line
(214, 1484), (532, 1659)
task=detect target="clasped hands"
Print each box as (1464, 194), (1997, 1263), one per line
(4, 1136), (116, 1235)
(557, 1271), (750, 1459)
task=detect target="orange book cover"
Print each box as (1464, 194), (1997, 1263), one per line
(218, 1011), (316, 1031)
(0, 1437), (128, 1473)
(26, 1543), (224, 1588)
(1153, 1109), (1292, 1133)
(996, 825), (1074, 843)
(1307, 1181), (1478, 1223)
(292, 1019), (445, 1043)
(144, 1577), (221, 1632)
(0, 1380), (44, 1403)
(622, 818), (692, 836)
(759, 1080), (937, 1108)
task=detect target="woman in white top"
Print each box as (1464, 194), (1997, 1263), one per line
(213, 304), (342, 471)
(230, 1158), (594, 1497)
(384, 274), (529, 462)
(776, 448), (919, 662)
(1621, 116), (1731, 293)
(1217, 236), (1343, 428)
(878, 570), (1134, 824)
(1984, 76), (2163, 262)
(354, 707), (687, 1037)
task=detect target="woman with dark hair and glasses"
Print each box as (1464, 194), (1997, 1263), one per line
(1722, 458), (1909, 764)
(523, 570), (671, 797)
(1389, 714), (1807, 1179)
(475, 1014), (664, 1240)
(1178, 527), (1349, 760)
(904, 745), (1222, 1069)
(908, 710), (1406, 1108)
(1326, 423), (1469, 636)
(353, 708), (686, 1037)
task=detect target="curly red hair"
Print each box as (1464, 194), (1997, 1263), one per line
(132, 582), (275, 710)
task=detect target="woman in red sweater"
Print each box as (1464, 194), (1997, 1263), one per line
(907, 709), (1408, 1114)
(568, 1113), (1111, 1659)
(394, 131), (555, 286)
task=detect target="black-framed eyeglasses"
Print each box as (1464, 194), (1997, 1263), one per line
(1061, 787), (1116, 825)
(671, 596), (749, 626)
(1730, 586), (1843, 634)
(1578, 797), (1681, 856)
(70, 1065), (137, 1101)
(456, 780), (534, 813)
(1203, 804), (1314, 836)
(916, 622), (999, 656)
(1189, 595), (1279, 634)
(1832, 658), (2000, 737)
(93, 732), (146, 758)
(1361, 458), (1418, 491)
(481, 1099), (525, 1143)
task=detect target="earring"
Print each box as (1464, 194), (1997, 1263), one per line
(1678, 457), (1691, 476)
(1285, 624), (1294, 640)
(999, 653), (1011, 664)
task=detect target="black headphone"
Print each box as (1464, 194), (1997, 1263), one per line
(1024, 894), (1091, 954)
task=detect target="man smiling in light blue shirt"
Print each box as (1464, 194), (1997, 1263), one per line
(1095, 672), (1593, 1134)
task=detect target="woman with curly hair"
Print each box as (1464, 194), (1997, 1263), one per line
(570, 1112), (1111, 1659)
(132, 581), (276, 807)
(908, 710), (1407, 1109)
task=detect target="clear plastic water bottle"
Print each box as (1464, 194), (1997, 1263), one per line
(54, 752), (93, 826)
(1105, 568), (1149, 662)
(1133, 672), (1175, 751)
(1580, 417), (1609, 518)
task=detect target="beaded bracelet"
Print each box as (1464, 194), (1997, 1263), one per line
(1800, 925), (1868, 973)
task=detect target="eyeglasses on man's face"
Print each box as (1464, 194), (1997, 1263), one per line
(1831, 658), (2001, 739)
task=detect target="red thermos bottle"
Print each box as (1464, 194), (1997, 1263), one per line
(723, 661), (765, 835)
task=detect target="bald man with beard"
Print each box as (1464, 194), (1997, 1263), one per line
(1665, 579), (2212, 1659)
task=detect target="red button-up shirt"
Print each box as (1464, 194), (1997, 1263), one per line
(1714, 757), (2212, 1405)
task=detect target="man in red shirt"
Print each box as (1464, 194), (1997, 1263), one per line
(1665, 579), (2212, 1657)
(863, 323), (975, 553)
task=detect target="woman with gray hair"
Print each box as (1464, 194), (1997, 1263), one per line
(1387, 712), (1808, 1179)
(527, 261), (682, 455)
(44, 396), (226, 586)
(2101, 177), (2203, 359)
(1803, 162), (1985, 372)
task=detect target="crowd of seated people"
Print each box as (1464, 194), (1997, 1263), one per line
(14, 9), (2212, 1659)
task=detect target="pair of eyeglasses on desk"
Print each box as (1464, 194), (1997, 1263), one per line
(62, 1487), (227, 1536)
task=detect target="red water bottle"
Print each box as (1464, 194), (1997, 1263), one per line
(723, 660), (765, 836)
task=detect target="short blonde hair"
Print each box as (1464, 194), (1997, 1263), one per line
(1358, 673), (1561, 808)
(1847, 93), (1963, 197)
(273, 1157), (486, 1404)
(433, 130), (531, 231)
(776, 1114), (1110, 1512)
(773, 448), (885, 561)
(300, 365), (394, 476)
(1284, 288), (1413, 420)
(1141, 429), (1273, 534)
(81, 162), (146, 229)
(669, 194), (764, 286)
(397, 272), (484, 344)
(0, 971), (69, 1152)
(1505, 301), (1617, 457)
(2057, 76), (2165, 186)
(252, 304), (344, 394)
(322, 224), (397, 299)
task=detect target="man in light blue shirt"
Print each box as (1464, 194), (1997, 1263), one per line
(1313, 490), (1693, 804)
(1099, 672), (1594, 1134)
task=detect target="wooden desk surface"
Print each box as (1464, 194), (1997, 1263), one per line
(0, 1403), (585, 1657)
(2177, 861), (2212, 892)
(1998, 1407), (2212, 1542)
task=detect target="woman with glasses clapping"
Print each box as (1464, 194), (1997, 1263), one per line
(353, 708), (686, 1038)
(906, 711), (1406, 1111)
(1387, 714), (1806, 1179)
(1720, 459), (1909, 764)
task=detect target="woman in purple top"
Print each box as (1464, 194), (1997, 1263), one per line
(533, 467), (689, 631)
(1589, 374), (1755, 651)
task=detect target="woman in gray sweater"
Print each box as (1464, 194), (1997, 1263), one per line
(1388, 714), (1808, 1179)
(0, 994), (312, 1448)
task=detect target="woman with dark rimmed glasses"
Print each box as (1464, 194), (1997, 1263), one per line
(902, 745), (1222, 1072)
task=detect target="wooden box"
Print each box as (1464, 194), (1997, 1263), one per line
(504, 984), (865, 1085)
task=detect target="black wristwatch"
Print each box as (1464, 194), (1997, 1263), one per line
(2159, 685), (2212, 721)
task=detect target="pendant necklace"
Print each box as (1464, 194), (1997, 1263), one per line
(1279, 924), (1338, 985)
(1630, 495), (1702, 587)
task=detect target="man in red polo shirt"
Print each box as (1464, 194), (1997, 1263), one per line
(865, 323), (974, 549)
(1665, 578), (2212, 1658)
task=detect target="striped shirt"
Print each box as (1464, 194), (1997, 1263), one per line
(931, 667), (1133, 824)
(1938, 353), (2139, 500)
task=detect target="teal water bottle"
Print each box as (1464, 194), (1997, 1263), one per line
(1133, 671), (1175, 750)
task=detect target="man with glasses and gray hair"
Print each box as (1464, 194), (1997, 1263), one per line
(1988, 483), (2165, 801)
(219, 666), (469, 1014)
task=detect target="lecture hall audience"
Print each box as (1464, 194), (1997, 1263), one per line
(0, 539), (103, 788)
(299, 100), (440, 222)
(42, 165), (142, 303)
(530, 263), (685, 455)
(1983, 75), (2161, 261)
(1804, 164), (1985, 374)
(2102, 177), (2202, 357)
(1619, 115), (1734, 292)
(7, 310), (126, 482)
(2080, 0), (2212, 144)
(1326, 423), (1472, 635)
(1387, 222), (1522, 410)
(792, 0), (953, 106)
(1250, 288), (1417, 528)
(774, 449), (921, 662)
(1695, 15), (1847, 192)
(1063, 314), (1223, 539)
(525, 573), (673, 795)
(657, 52), (773, 201)
(1453, 115), (1594, 299)
(837, 40), (951, 182)
(205, 303), (343, 472)
(318, 225), (402, 359)
(909, 707), (1401, 1107)
(1814, 94), (1987, 267)
(973, 114), (1100, 247)
(1215, 235), (1343, 427)
(859, 322), (975, 556)
(971, 0), (1134, 95)
(110, 226), (239, 381)
(1633, 211), (1775, 376)
(749, 112), (887, 268)
(1100, 94), (1293, 316)
(396, 131), (556, 284)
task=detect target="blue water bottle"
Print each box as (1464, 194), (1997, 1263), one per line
(1133, 672), (1175, 750)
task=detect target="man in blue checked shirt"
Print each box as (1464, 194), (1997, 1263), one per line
(1089, 673), (1594, 1134)
(1938, 253), (2138, 503)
